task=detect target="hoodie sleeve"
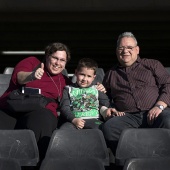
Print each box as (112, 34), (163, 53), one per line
(60, 86), (75, 122)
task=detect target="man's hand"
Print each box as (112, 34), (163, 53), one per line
(147, 106), (162, 126)
(103, 108), (125, 121)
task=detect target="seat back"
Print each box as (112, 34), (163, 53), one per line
(40, 158), (105, 170)
(3, 67), (67, 76)
(96, 68), (105, 83)
(0, 130), (39, 166)
(115, 128), (170, 166)
(123, 157), (170, 170)
(0, 69), (69, 97)
(3, 67), (14, 74)
(0, 74), (11, 97)
(0, 158), (21, 170)
(62, 68), (68, 77)
(45, 129), (109, 166)
(165, 67), (170, 74)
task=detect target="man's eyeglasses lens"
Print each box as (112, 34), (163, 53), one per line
(118, 46), (136, 51)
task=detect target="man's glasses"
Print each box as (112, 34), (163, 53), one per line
(117, 46), (137, 52)
(50, 56), (67, 63)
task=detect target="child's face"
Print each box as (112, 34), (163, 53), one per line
(75, 67), (96, 88)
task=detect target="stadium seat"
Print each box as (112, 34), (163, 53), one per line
(40, 158), (105, 170)
(165, 67), (170, 74)
(0, 130), (39, 166)
(0, 158), (21, 170)
(3, 67), (14, 74)
(45, 129), (109, 166)
(96, 68), (105, 83)
(123, 157), (170, 170)
(0, 69), (68, 97)
(0, 74), (11, 97)
(62, 68), (68, 77)
(115, 128), (170, 166)
(3, 67), (68, 77)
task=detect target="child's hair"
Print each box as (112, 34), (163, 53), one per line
(76, 58), (98, 74)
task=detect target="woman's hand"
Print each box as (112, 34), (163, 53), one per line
(95, 82), (106, 93)
(17, 63), (44, 84)
(34, 63), (44, 80)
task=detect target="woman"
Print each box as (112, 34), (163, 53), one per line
(0, 42), (105, 163)
(0, 42), (71, 162)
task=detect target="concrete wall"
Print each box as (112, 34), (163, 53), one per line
(0, 1), (170, 73)
(0, 0), (170, 12)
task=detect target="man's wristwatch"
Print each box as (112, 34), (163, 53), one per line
(155, 104), (165, 110)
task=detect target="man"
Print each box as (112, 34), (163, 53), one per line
(101, 32), (170, 155)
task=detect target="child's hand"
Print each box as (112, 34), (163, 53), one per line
(72, 118), (85, 129)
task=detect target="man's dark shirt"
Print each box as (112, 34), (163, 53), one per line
(103, 56), (170, 112)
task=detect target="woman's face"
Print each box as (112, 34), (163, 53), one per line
(46, 51), (67, 75)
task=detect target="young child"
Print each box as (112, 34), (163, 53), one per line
(59, 58), (124, 130)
